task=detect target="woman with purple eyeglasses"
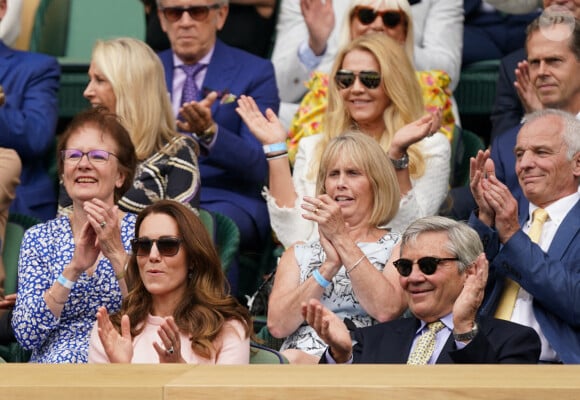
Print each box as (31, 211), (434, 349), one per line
(12, 108), (138, 363)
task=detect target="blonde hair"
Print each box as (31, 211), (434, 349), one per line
(313, 33), (426, 180)
(316, 131), (400, 226)
(91, 37), (183, 161)
(338, 0), (415, 61)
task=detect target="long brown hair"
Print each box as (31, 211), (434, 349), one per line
(111, 200), (252, 359)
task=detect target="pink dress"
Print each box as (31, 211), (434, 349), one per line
(88, 314), (249, 364)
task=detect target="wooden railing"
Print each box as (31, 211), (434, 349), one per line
(1, 364), (579, 399)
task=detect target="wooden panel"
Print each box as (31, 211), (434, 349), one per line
(0, 364), (193, 400)
(165, 365), (580, 400)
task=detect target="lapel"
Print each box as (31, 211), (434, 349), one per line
(159, 49), (174, 98)
(547, 199), (580, 259)
(434, 334), (456, 364)
(202, 39), (237, 115)
(392, 318), (421, 363)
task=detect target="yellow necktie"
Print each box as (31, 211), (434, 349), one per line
(495, 208), (549, 320)
(407, 321), (445, 365)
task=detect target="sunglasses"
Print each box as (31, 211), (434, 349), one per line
(354, 7), (406, 28)
(335, 69), (381, 90)
(131, 237), (183, 257)
(161, 4), (222, 23)
(61, 149), (117, 164)
(393, 257), (459, 277)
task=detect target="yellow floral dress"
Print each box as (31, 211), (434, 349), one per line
(287, 70), (455, 164)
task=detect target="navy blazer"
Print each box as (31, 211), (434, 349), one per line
(0, 41), (60, 221)
(470, 201), (580, 363)
(158, 39), (280, 241)
(320, 315), (540, 364)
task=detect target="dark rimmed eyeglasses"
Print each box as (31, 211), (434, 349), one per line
(61, 149), (117, 164)
(393, 257), (459, 277)
(335, 69), (381, 90)
(354, 6), (406, 29)
(160, 4), (222, 23)
(131, 237), (183, 257)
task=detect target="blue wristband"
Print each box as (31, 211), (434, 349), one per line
(312, 269), (330, 288)
(56, 273), (76, 289)
(263, 142), (287, 154)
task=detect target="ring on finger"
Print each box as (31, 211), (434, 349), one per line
(166, 345), (174, 355)
(100, 221), (107, 228)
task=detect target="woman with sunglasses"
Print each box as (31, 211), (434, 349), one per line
(272, 0), (462, 126)
(59, 37), (200, 215)
(237, 33), (450, 248)
(88, 200), (252, 364)
(12, 108), (138, 363)
(264, 132), (405, 364)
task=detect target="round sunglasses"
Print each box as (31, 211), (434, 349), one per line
(393, 257), (459, 277)
(354, 6), (406, 29)
(131, 237), (183, 257)
(335, 69), (381, 90)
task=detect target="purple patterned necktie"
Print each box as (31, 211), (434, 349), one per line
(180, 63), (207, 105)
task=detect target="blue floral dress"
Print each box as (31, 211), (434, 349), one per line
(12, 213), (136, 363)
(279, 232), (400, 357)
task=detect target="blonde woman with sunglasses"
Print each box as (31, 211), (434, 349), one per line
(237, 33), (450, 248)
(88, 200), (252, 364)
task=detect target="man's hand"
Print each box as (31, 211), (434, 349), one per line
(469, 150), (495, 226)
(301, 0), (335, 56)
(302, 299), (352, 363)
(452, 253), (488, 335)
(514, 60), (542, 114)
(483, 175), (521, 244)
(177, 91), (218, 134)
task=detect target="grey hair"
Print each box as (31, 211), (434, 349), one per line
(522, 109), (580, 160)
(401, 216), (483, 273)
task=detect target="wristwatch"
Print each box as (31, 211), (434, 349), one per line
(195, 123), (217, 145)
(453, 322), (479, 342)
(390, 152), (409, 170)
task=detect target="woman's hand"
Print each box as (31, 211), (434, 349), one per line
(154, 316), (186, 363)
(96, 306), (133, 363)
(0, 293), (16, 309)
(302, 194), (347, 239)
(70, 219), (101, 275)
(389, 108), (442, 158)
(236, 95), (287, 145)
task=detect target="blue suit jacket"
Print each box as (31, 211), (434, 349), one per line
(469, 201), (580, 363)
(320, 315), (540, 364)
(490, 123), (528, 220)
(0, 42), (60, 221)
(158, 39), (279, 242)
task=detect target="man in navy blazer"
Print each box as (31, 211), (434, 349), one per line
(490, 12), (580, 220)
(470, 109), (580, 363)
(303, 216), (540, 365)
(156, 0), (279, 254)
(0, 0), (60, 221)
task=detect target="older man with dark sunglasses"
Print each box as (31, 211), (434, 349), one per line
(303, 216), (540, 365)
(156, 0), (279, 280)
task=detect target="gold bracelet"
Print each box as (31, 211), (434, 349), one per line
(47, 289), (67, 305)
(346, 255), (366, 274)
(115, 269), (126, 281)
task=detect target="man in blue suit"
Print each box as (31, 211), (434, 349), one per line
(0, 0), (60, 222)
(470, 109), (580, 363)
(156, 0), (279, 256)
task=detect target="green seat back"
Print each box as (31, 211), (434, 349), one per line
(212, 212), (240, 273)
(249, 342), (288, 364)
(2, 222), (24, 295)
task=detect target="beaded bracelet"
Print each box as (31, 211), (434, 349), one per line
(56, 273), (76, 289)
(312, 269), (330, 288)
(346, 255), (366, 274)
(266, 151), (288, 161)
